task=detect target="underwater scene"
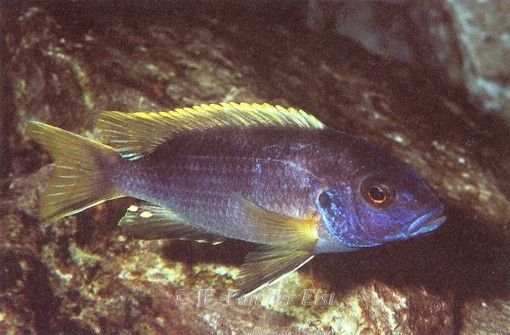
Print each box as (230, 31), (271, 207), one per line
(0, 1), (509, 334)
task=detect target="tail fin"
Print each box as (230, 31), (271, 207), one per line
(26, 121), (124, 221)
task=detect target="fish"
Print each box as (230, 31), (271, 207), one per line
(26, 102), (446, 297)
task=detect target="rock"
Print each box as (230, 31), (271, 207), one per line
(9, 164), (52, 217)
(460, 299), (510, 335)
(440, 0), (510, 116)
(306, 1), (417, 63)
(306, 0), (510, 119)
(1, 3), (508, 334)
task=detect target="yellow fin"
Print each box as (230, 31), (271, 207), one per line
(120, 203), (225, 244)
(96, 102), (325, 160)
(238, 197), (319, 247)
(234, 246), (314, 298)
(26, 121), (123, 221)
(233, 198), (318, 296)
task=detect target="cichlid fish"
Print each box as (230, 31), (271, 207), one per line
(27, 102), (446, 296)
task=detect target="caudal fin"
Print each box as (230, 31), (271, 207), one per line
(26, 121), (124, 221)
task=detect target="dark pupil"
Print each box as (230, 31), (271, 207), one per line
(369, 186), (386, 201)
(318, 192), (331, 208)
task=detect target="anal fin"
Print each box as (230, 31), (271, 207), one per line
(119, 203), (225, 245)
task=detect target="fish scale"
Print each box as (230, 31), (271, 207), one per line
(116, 130), (322, 241)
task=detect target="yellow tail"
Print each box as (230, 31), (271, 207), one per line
(26, 121), (124, 221)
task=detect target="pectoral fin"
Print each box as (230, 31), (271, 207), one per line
(234, 246), (315, 298)
(238, 197), (319, 247)
(233, 198), (319, 297)
(119, 203), (224, 245)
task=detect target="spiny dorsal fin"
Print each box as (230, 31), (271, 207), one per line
(119, 203), (224, 245)
(234, 246), (314, 298)
(96, 102), (325, 160)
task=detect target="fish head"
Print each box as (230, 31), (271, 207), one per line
(315, 159), (446, 248)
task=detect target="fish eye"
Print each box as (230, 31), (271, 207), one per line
(368, 186), (386, 203)
(318, 191), (332, 208)
(361, 182), (395, 208)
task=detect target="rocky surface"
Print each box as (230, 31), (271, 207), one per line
(441, 0), (510, 116)
(307, 0), (510, 119)
(1, 3), (509, 335)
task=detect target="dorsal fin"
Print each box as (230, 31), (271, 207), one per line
(96, 102), (325, 160)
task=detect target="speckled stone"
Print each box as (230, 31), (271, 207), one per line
(307, 0), (510, 119)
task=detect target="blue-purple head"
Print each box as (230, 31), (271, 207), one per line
(315, 148), (446, 248)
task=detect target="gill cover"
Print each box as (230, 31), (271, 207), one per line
(316, 188), (370, 247)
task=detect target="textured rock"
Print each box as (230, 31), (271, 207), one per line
(307, 0), (510, 119)
(442, 0), (510, 116)
(306, 1), (417, 63)
(460, 299), (510, 335)
(1, 3), (509, 335)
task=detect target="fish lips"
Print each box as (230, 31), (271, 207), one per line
(406, 204), (446, 238)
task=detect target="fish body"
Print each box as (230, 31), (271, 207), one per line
(114, 127), (324, 243)
(27, 102), (446, 296)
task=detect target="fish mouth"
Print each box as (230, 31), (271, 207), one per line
(406, 204), (446, 237)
